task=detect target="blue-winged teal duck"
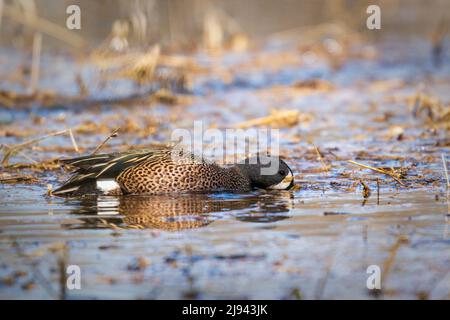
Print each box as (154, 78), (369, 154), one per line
(53, 147), (294, 196)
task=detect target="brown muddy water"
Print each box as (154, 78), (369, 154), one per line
(0, 39), (449, 299)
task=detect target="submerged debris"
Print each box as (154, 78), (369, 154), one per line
(292, 79), (335, 93)
(348, 160), (407, 186)
(358, 179), (371, 199)
(127, 257), (150, 271)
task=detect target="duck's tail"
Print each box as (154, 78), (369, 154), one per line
(53, 150), (156, 196)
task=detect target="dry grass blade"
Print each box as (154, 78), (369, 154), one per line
(1, 144), (38, 164)
(1, 129), (70, 166)
(347, 160), (405, 186)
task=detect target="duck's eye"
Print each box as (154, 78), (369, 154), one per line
(278, 169), (286, 176)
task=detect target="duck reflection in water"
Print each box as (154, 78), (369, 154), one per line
(66, 191), (294, 231)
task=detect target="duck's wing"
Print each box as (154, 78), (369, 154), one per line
(54, 149), (169, 196)
(59, 149), (154, 170)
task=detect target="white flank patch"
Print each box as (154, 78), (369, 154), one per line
(96, 179), (120, 194)
(269, 171), (293, 190)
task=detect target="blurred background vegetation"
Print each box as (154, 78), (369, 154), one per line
(0, 0), (448, 111)
(0, 0), (448, 51)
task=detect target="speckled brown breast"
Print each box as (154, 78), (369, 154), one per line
(116, 151), (251, 194)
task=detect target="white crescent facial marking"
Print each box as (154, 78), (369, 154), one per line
(96, 179), (120, 194)
(269, 171), (293, 190)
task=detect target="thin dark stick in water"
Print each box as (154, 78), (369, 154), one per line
(91, 127), (120, 155)
(377, 178), (380, 205)
(58, 244), (68, 300)
(380, 235), (409, 296)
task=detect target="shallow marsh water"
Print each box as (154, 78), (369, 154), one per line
(0, 39), (449, 299)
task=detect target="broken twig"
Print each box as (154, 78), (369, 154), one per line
(91, 127), (120, 155)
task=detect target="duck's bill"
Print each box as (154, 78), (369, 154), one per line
(268, 172), (294, 190)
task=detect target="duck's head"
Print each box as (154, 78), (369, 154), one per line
(236, 155), (294, 190)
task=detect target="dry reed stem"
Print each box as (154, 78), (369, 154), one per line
(2, 3), (85, 48)
(0, 0), (4, 30)
(67, 129), (79, 153)
(30, 32), (42, 94)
